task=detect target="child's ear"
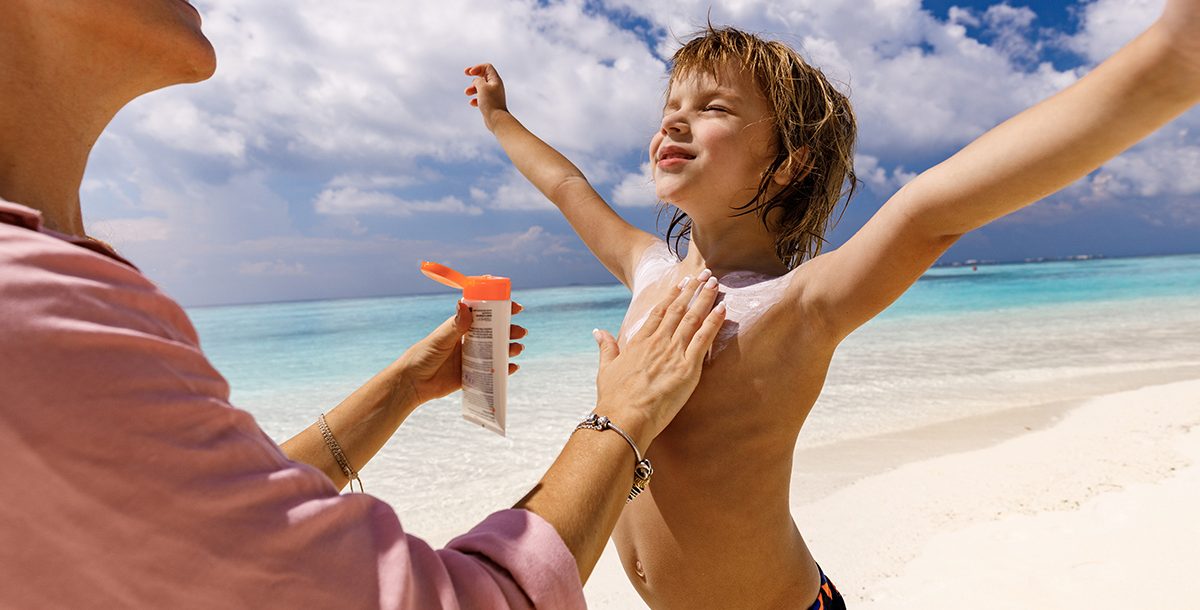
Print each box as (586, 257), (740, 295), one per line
(773, 148), (811, 186)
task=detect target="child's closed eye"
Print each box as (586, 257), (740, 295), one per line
(702, 105), (728, 113)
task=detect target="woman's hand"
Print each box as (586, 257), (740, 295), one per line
(464, 63), (509, 131)
(396, 300), (526, 405)
(592, 272), (726, 446)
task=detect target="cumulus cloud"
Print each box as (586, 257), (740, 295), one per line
(1063, 0), (1164, 62)
(88, 218), (172, 243)
(80, 0), (1197, 305)
(238, 260), (309, 276)
(314, 189), (482, 216)
(469, 226), (575, 263)
(612, 162), (657, 207)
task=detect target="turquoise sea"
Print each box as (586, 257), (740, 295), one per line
(189, 254), (1200, 544)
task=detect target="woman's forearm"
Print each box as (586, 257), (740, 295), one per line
(515, 410), (654, 584)
(281, 361), (419, 489)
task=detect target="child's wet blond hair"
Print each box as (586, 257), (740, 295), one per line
(663, 26), (859, 269)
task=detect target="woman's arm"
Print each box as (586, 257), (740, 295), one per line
(280, 300), (526, 489)
(798, 3), (1200, 339)
(466, 63), (657, 288)
(516, 274), (726, 582)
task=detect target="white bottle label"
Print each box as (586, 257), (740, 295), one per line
(461, 299), (509, 436)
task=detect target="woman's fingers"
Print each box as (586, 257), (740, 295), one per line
(673, 275), (720, 345)
(634, 281), (684, 339)
(510, 324), (527, 340)
(508, 342), (524, 357)
(685, 302), (727, 362)
(653, 269), (712, 337)
(511, 301), (524, 315)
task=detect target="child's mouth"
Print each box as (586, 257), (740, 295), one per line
(657, 148), (696, 168)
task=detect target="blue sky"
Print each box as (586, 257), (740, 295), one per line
(82, 0), (1197, 307)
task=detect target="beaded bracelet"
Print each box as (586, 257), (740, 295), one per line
(575, 413), (653, 502)
(318, 413), (363, 493)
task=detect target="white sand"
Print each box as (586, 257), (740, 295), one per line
(584, 378), (1200, 608)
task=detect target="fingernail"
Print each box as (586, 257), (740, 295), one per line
(697, 268), (712, 282)
(714, 302), (727, 314)
(592, 328), (602, 341)
(705, 277), (718, 289)
(678, 276), (691, 288)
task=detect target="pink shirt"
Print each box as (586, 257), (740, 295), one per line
(0, 200), (586, 609)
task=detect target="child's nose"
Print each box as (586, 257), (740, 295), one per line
(660, 111), (688, 135)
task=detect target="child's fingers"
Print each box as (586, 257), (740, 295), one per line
(685, 302), (726, 362)
(673, 275), (719, 345)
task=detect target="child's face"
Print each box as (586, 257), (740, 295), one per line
(651, 64), (778, 221)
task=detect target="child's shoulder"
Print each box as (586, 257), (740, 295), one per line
(629, 240), (678, 296)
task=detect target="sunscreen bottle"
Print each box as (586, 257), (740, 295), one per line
(420, 261), (511, 436)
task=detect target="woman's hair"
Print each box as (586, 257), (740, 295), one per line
(661, 25), (859, 269)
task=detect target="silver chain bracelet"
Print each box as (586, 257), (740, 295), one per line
(575, 413), (653, 502)
(318, 413), (363, 493)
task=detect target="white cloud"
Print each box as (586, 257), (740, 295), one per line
(854, 154), (916, 194)
(314, 188), (482, 217)
(77, 0), (1198, 306)
(238, 260), (309, 276)
(1064, 0), (1165, 62)
(1087, 139), (1200, 199)
(471, 170), (556, 211)
(135, 100), (248, 161)
(88, 218), (172, 243)
(469, 226), (575, 263)
(612, 163), (657, 207)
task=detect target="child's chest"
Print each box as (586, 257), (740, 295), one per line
(618, 256), (796, 360)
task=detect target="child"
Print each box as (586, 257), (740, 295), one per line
(466, 3), (1200, 607)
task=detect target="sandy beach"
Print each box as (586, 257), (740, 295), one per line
(584, 372), (1200, 608)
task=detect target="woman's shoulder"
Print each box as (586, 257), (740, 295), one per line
(0, 213), (200, 348)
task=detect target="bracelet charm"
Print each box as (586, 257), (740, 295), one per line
(575, 413), (652, 502)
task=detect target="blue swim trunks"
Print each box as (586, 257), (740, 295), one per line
(807, 566), (847, 610)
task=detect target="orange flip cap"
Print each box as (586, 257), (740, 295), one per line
(420, 261), (511, 301)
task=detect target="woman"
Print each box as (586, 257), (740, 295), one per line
(0, 1), (727, 607)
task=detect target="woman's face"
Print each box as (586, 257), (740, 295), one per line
(37, 0), (216, 87)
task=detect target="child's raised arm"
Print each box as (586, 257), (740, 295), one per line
(799, 1), (1200, 339)
(465, 63), (656, 288)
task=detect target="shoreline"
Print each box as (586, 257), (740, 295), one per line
(585, 371), (1200, 608)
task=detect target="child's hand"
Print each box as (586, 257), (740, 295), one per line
(465, 63), (509, 131)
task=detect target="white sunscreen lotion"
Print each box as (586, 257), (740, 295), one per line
(421, 261), (511, 436)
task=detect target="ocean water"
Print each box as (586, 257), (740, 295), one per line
(188, 254), (1200, 544)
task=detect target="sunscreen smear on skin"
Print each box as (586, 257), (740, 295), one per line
(420, 261), (511, 436)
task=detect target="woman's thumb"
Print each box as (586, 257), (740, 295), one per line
(430, 301), (472, 349)
(593, 328), (618, 366)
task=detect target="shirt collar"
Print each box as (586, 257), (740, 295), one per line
(0, 198), (140, 270)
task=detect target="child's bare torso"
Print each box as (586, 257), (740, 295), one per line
(612, 243), (835, 610)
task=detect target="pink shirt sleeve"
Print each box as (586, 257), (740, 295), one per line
(0, 204), (586, 610)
